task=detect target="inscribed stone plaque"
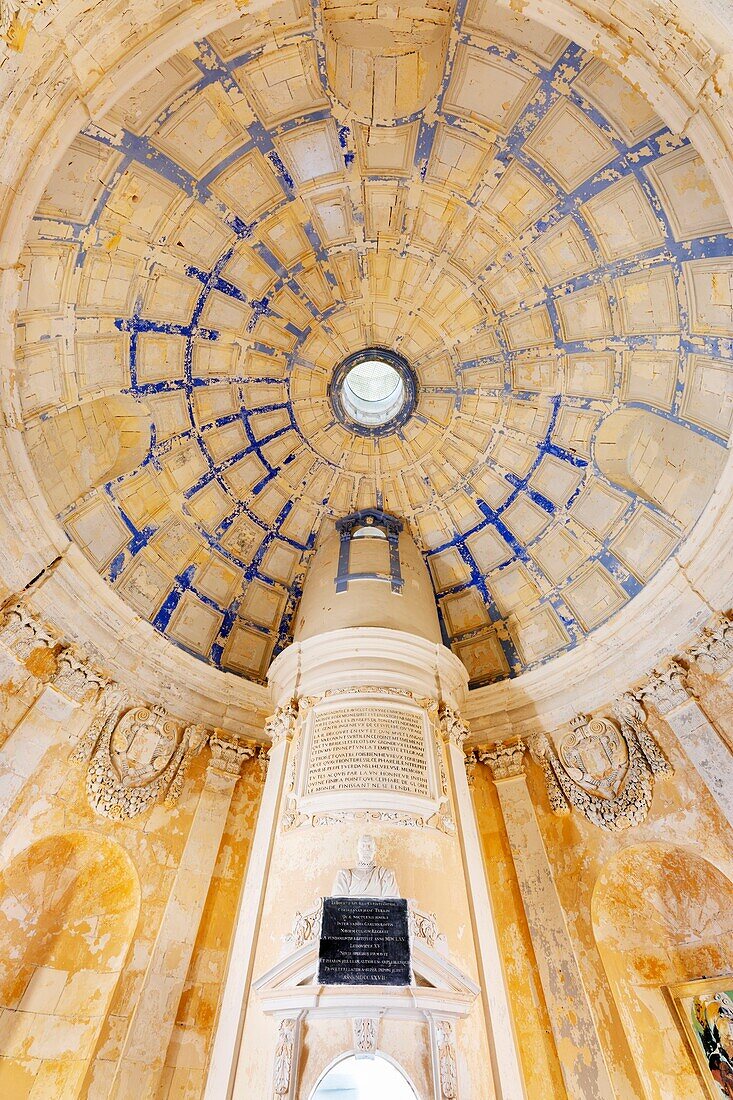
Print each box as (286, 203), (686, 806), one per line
(318, 897), (411, 986)
(305, 705), (429, 797)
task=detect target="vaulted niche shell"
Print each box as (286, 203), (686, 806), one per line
(322, 0), (455, 122)
(595, 409), (727, 529)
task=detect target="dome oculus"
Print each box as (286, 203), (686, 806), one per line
(330, 349), (417, 436)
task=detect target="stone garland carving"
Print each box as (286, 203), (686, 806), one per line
(527, 708), (671, 831)
(84, 704), (209, 820)
(70, 683), (129, 764)
(0, 604), (55, 661)
(164, 724), (208, 804)
(353, 1017), (378, 1055)
(273, 1017), (297, 1095)
(434, 1018), (458, 1099)
(258, 745), (270, 780)
(464, 751), (477, 789)
(687, 613), (733, 676)
(612, 692), (674, 778)
(639, 659), (690, 715)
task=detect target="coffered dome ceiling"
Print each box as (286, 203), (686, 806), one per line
(14, 0), (733, 685)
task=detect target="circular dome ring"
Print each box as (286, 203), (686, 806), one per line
(329, 348), (418, 437)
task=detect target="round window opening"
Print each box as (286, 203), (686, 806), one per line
(330, 349), (417, 436)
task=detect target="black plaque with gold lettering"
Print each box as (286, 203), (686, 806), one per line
(318, 897), (411, 986)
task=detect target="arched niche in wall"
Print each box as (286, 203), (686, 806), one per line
(22, 395), (151, 514)
(0, 831), (140, 1095)
(591, 842), (733, 1100)
(595, 409), (727, 530)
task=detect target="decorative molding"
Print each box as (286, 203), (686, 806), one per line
(639, 659), (690, 715)
(434, 1018), (458, 1099)
(283, 806), (456, 834)
(164, 724), (207, 804)
(0, 604), (55, 661)
(208, 734), (256, 778)
(352, 1016), (379, 1055)
(479, 739), (526, 781)
(687, 612), (733, 676)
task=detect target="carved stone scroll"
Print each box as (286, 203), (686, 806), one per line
(353, 1017), (379, 1055)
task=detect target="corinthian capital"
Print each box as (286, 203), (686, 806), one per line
(639, 659), (689, 715)
(438, 703), (470, 748)
(0, 604), (54, 661)
(208, 735), (256, 777)
(478, 739), (526, 780)
(52, 649), (106, 704)
(688, 613), (733, 675)
(264, 700), (298, 747)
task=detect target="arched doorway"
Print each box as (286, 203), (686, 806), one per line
(592, 842), (733, 1100)
(311, 1052), (419, 1100)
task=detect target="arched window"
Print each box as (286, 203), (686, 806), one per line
(310, 1053), (418, 1100)
(335, 509), (403, 593)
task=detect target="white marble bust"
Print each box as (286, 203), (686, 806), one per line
(331, 834), (400, 898)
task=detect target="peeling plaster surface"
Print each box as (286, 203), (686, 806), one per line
(12, 0), (733, 685)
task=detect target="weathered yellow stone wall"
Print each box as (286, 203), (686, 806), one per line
(159, 757), (263, 1099)
(473, 767), (568, 1100)
(473, 674), (733, 1100)
(0, 632), (264, 1100)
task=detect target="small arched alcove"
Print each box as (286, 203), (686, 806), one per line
(311, 1052), (419, 1100)
(0, 830), (140, 1096)
(592, 842), (733, 1100)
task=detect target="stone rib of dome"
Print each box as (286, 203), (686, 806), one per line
(14, 0), (733, 684)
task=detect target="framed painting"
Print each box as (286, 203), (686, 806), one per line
(667, 977), (733, 1099)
